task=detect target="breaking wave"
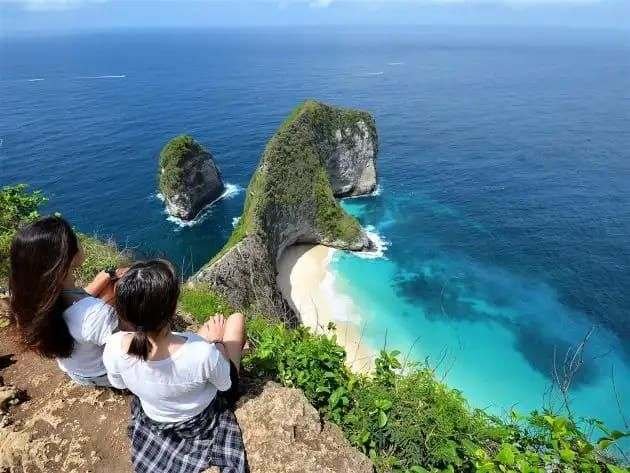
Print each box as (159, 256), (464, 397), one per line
(165, 183), (242, 229)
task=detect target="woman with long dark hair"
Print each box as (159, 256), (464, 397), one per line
(9, 215), (125, 387)
(103, 259), (248, 473)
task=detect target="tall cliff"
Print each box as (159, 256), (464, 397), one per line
(191, 101), (378, 323)
(159, 135), (224, 221)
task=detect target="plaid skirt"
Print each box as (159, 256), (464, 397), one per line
(128, 395), (248, 473)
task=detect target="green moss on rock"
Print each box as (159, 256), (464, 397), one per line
(158, 135), (224, 221)
(218, 100), (370, 257)
(158, 135), (204, 199)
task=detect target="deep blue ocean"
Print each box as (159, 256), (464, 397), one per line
(2, 27), (629, 433)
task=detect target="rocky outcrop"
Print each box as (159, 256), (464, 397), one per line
(159, 135), (224, 221)
(235, 382), (373, 473)
(326, 119), (378, 197)
(191, 101), (379, 323)
(0, 322), (373, 473)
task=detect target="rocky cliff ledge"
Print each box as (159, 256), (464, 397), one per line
(159, 135), (224, 221)
(191, 101), (378, 323)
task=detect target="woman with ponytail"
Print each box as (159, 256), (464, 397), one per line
(9, 216), (124, 387)
(103, 259), (248, 473)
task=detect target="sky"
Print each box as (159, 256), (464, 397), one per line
(1, 0), (629, 35)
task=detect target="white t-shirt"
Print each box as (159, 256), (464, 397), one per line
(103, 331), (231, 423)
(57, 296), (118, 378)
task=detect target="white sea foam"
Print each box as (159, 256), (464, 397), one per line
(355, 225), (389, 260)
(76, 74), (126, 80)
(366, 71), (384, 76)
(166, 183), (242, 229)
(341, 185), (383, 201)
(27, 78), (45, 82)
(232, 216), (241, 227)
(387, 62), (405, 66)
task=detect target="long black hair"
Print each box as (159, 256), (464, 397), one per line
(9, 216), (78, 358)
(115, 259), (180, 361)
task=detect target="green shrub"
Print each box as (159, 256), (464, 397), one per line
(471, 412), (630, 473)
(244, 316), (350, 410)
(179, 285), (233, 322)
(0, 184), (47, 282)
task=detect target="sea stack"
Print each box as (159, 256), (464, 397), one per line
(158, 135), (224, 221)
(191, 100), (378, 323)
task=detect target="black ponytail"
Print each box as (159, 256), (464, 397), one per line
(128, 331), (151, 361)
(115, 259), (180, 361)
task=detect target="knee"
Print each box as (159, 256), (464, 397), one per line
(228, 312), (245, 326)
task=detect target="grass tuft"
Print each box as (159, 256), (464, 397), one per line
(75, 233), (130, 286)
(179, 285), (233, 323)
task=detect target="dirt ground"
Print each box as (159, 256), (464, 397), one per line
(0, 316), (132, 473)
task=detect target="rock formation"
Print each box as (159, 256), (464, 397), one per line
(191, 101), (378, 323)
(326, 117), (378, 197)
(235, 382), (373, 473)
(158, 135), (224, 221)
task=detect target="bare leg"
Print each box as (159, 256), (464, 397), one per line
(221, 313), (246, 371)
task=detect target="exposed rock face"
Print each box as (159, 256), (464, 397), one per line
(159, 135), (224, 221)
(326, 120), (378, 197)
(191, 101), (379, 323)
(235, 382), (373, 473)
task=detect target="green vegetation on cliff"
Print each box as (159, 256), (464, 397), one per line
(212, 100), (369, 263)
(75, 233), (129, 285)
(158, 135), (205, 198)
(180, 285), (233, 323)
(183, 287), (630, 473)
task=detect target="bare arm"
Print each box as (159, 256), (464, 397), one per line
(198, 314), (229, 358)
(84, 271), (112, 297)
(198, 313), (246, 369)
(84, 267), (129, 299)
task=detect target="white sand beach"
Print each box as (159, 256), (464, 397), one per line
(277, 244), (375, 373)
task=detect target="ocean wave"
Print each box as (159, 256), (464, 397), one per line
(387, 62), (405, 66)
(356, 225), (389, 260)
(365, 71), (384, 76)
(320, 269), (360, 323)
(27, 78), (45, 82)
(166, 183), (242, 229)
(232, 216), (241, 227)
(342, 185), (382, 200)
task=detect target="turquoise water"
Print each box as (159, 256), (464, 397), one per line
(333, 196), (630, 432)
(2, 27), (629, 435)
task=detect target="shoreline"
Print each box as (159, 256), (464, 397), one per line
(277, 244), (375, 373)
